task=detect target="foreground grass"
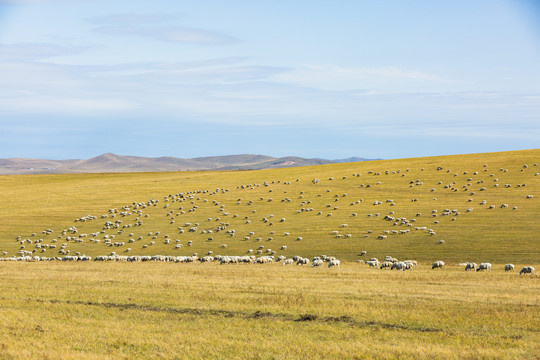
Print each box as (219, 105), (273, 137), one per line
(0, 262), (538, 359)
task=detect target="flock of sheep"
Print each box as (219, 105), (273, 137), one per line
(1, 160), (537, 275)
(0, 252), (535, 275)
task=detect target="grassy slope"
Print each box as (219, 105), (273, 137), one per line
(0, 149), (539, 264)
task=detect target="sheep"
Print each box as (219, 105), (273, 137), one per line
(476, 263), (492, 272)
(366, 260), (380, 268)
(282, 259), (294, 266)
(465, 262), (477, 271)
(328, 259), (340, 268)
(432, 261), (445, 269)
(504, 264), (515, 272)
(519, 266), (535, 275)
(380, 261), (392, 269)
(311, 259), (324, 267)
(403, 260), (417, 268)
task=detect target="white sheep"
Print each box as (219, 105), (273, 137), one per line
(476, 263), (491, 272)
(328, 259), (340, 268)
(504, 264), (515, 272)
(311, 259), (324, 267)
(432, 261), (445, 269)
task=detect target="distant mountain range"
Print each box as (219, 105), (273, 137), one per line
(0, 153), (379, 175)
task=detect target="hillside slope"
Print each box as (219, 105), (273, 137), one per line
(0, 149), (538, 263)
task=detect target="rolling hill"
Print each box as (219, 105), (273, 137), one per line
(0, 153), (376, 175)
(0, 148), (538, 263)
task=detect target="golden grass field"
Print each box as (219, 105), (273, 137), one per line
(0, 149), (539, 359)
(0, 263), (538, 359)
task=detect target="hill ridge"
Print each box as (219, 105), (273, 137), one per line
(0, 153), (376, 175)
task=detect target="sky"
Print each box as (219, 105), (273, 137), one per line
(0, 0), (539, 160)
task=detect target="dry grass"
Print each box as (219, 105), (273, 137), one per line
(0, 262), (538, 359)
(0, 149), (538, 263)
(0, 149), (539, 358)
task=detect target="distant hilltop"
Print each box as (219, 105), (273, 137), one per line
(0, 153), (380, 175)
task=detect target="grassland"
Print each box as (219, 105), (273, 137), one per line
(0, 149), (538, 263)
(0, 262), (539, 359)
(0, 149), (539, 359)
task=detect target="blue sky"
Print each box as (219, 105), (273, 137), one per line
(0, 0), (539, 160)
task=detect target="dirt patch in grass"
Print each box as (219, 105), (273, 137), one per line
(34, 298), (447, 333)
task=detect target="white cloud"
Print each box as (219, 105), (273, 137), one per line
(87, 13), (183, 25)
(92, 24), (236, 44)
(0, 0), (84, 3)
(0, 43), (88, 61)
(0, 46), (537, 133)
(270, 64), (446, 92)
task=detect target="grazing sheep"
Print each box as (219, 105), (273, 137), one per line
(328, 259), (340, 268)
(504, 264), (515, 272)
(403, 260), (417, 268)
(391, 262), (406, 271)
(477, 263), (492, 272)
(519, 266), (535, 275)
(432, 261), (445, 269)
(311, 259), (324, 267)
(465, 262), (477, 271)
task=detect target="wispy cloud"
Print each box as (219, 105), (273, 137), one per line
(271, 64), (446, 92)
(87, 12), (236, 44)
(0, 0), (82, 3)
(87, 13), (183, 25)
(92, 24), (236, 44)
(0, 43), (88, 61)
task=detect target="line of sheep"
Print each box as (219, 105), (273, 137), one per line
(0, 253), (342, 268)
(0, 255), (534, 275)
(357, 257), (535, 274)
